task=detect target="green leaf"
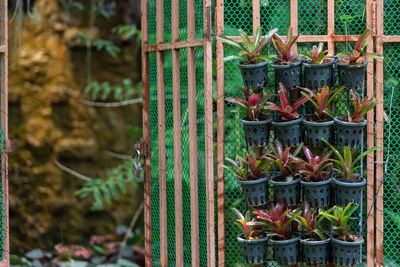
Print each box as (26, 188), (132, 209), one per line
(223, 55), (246, 62)
(117, 174), (127, 193)
(108, 181), (120, 200)
(93, 188), (103, 210)
(216, 35), (244, 50)
(101, 184), (112, 205)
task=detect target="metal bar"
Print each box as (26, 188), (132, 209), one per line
(204, 0), (215, 265)
(228, 34), (364, 43)
(327, 0), (335, 54)
(0, 0), (9, 265)
(187, 0), (200, 265)
(141, 0), (152, 266)
(144, 39), (205, 52)
(365, 1), (375, 266)
(252, 0), (260, 34)
(375, 0), (384, 265)
(171, 0), (183, 265)
(290, 0), (298, 54)
(216, 0), (225, 265)
(156, 0), (168, 265)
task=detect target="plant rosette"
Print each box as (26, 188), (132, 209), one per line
(241, 116), (272, 147)
(331, 236), (364, 266)
(269, 235), (301, 266)
(333, 176), (366, 206)
(237, 60), (268, 89)
(237, 233), (269, 264)
(270, 176), (301, 207)
(334, 115), (367, 148)
(301, 238), (331, 266)
(303, 116), (334, 147)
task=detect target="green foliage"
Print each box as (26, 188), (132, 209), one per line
(70, 1), (85, 10)
(112, 25), (141, 44)
(290, 202), (327, 240)
(271, 26), (300, 62)
(75, 32), (121, 58)
(84, 79), (141, 101)
(75, 161), (139, 210)
(301, 43), (329, 64)
(232, 208), (265, 239)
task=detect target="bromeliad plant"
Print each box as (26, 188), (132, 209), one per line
(322, 139), (380, 181)
(301, 86), (345, 121)
(320, 203), (360, 242)
(217, 27), (278, 64)
(337, 28), (384, 66)
(253, 201), (296, 240)
(290, 202), (328, 241)
(233, 208), (265, 239)
(301, 42), (330, 64)
(345, 89), (377, 123)
(226, 89), (274, 121)
(265, 83), (309, 121)
(265, 140), (303, 180)
(271, 27), (300, 63)
(297, 146), (332, 182)
(221, 150), (270, 181)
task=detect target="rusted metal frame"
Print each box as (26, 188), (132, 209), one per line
(187, 0), (200, 266)
(228, 34), (364, 43)
(366, 1), (375, 266)
(327, 0), (335, 55)
(290, 0), (298, 54)
(171, 0), (184, 265)
(0, 0), (9, 265)
(375, 0), (384, 265)
(144, 39), (205, 52)
(141, 0), (152, 266)
(252, 0), (260, 34)
(216, 0), (225, 265)
(204, 0), (215, 265)
(156, 0), (168, 265)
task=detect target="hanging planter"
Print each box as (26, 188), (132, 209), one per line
(238, 61), (268, 89)
(271, 116), (303, 147)
(333, 177), (366, 206)
(301, 178), (332, 208)
(331, 237), (364, 266)
(238, 177), (269, 206)
(270, 177), (301, 207)
(269, 236), (301, 265)
(301, 239), (330, 266)
(303, 119), (334, 147)
(241, 117), (272, 147)
(237, 234), (269, 264)
(334, 116), (367, 148)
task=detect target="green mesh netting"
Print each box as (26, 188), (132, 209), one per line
(147, 0), (399, 266)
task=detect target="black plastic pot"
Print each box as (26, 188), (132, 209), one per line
(331, 236), (364, 266)
(337, 61), (367, 91)
(238, 177), (269, 206)
(241, 118), (272, 147)
(269, 235), (301, 266)
(270, 177), (300, 207)
(271, 60), (302, 102)
(301, 178), (332, 208)
(271, 116), (303, 147)
(333, 177), (366, 206)
(303, 59), (335, 90)
(303, 118), (334, 147)
(238, 61), (268, 89)
(301, 238), (330, 266)
(334, 116), (367, 148)
(237, 233), (269, 264)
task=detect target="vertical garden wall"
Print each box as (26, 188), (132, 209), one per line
(142, 0), (400, 266)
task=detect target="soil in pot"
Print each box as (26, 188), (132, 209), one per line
(303, 115), (334, 147)
(237, 233), (269, 264)
(337, 60), (367, 91)
(237, 61), (268, 89)
(333, 175), (366, 206)
(270, 175), (301, 207)
(334, 116), (367, 148)
(303, 58), (335, 90)
(269, 235), (301, 265)
(331, 235), (364, 266)
(301, 177), (332, 208)
(241, 116), (272, 147)
(238, 176), (269, 206)
(301, 237), (330, 266)
(271, 116), (303, 147)
(271, 59), (302, 102)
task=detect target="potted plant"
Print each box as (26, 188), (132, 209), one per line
(233, 208), (268, 264)
(265, 141), (302, 207)
(320, 203), (363, 266)
(226, 89), (274, 147)
(298, 146), (333, 207)
(217, 27), (278, 88)
(253, 202), (300, 266)
(337, 28), (383, 90)
(301, 42), (336, 90)
(266, 83), (309, 146)
(334, 89), (376, 148)
(323, 139), (380, 206)
(271, 27), (301, 100)
(290, 202), (330, 265)
(300, 85), (345, 147)
(221, 150), (271, 206)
